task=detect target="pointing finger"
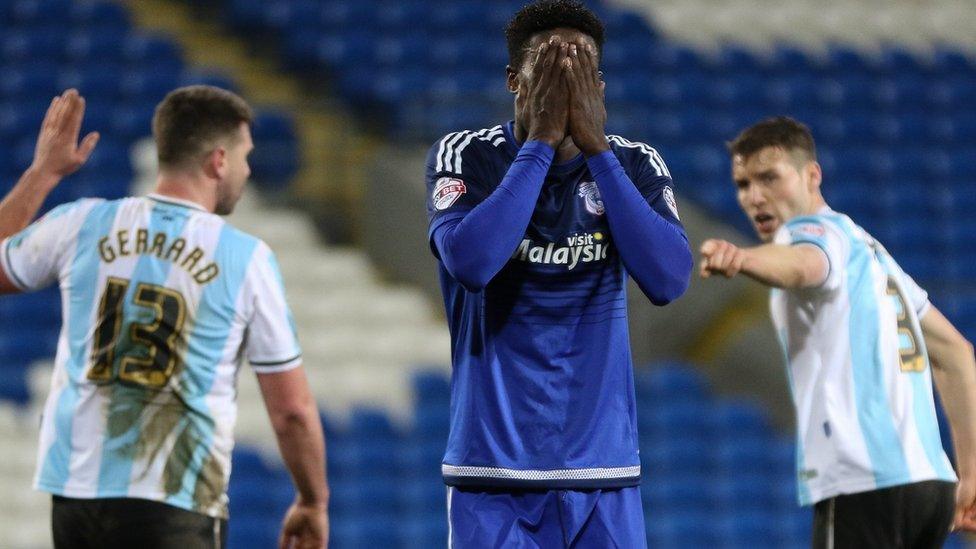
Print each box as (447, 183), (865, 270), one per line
(699, 259), (712, 279)
(700, 239), (718, 256)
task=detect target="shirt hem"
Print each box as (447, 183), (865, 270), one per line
(802, 472), (958, 506)
(35, 483), (228, 519)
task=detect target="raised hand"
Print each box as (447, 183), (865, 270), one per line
(700, 239), (747, 279)
(31, 89), (100, 184)
(566, 41), (608, 156)
(524, 36), (571, 148)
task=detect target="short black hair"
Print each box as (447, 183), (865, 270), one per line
(728, 116), (817, 163)
(505, 0), (605, 69)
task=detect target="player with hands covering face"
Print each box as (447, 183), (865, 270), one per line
(424, 1), (692, 546)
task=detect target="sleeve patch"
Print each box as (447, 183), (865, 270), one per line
(790, 223), (826, 239)
(433, 177), (467, 211)
(663, 186), (680, 220)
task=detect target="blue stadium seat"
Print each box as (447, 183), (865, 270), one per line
(708, 400), (770, 440)
(427, 1), (490, 32)
(119, 67), (182, 102)
(179, 70), (239, 94)
(58, 65), (124, 101)
(768, 44), (814, 74)
(761, 75), (816, 111)
(0, 368), (30, 405)
(636, 363), (710, 404)
(318, 0), (376, 31)
(68, 1), (130, 32)
(824, 44), (873, 74)
(877, 46), (925, 76)
(249, 110), (299, 189)
(0, 63), (61, 100)
(261, 0), (319, 32)
(0, 27), (66, 62)
(933, 48), (976, 78)
(8, 0), (74, 26)
(123, 34), (183, 70)
(412, 370), (451, 404)
(64, 31), (127, 63)
(109, 102), (156, 140)
(374, 0), (428, 31)
(226, 514), (280, 549)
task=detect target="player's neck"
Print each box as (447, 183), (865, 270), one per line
(553, 138), (582, 164)
(153, 173), (217, 213)
(804, 194), (828, 216)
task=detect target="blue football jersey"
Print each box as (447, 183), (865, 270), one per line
(426, 122), (684, 489)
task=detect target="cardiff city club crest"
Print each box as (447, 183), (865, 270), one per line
(432, 177), (467, 210)
(577, 181), (605, 216)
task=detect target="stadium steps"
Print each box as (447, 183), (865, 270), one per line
(611, 0), (976, 52)
(117, 0), (377, 242)
(609, 0), (976, 51)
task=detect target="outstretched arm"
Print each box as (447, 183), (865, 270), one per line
(257, 366), (329, 549)
(0, 89), (99, 239)
(699, 239), (829, 289)
(921, 307), (976, 532)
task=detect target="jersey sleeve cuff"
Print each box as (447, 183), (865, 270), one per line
(584, 150), (622, 178)
(250, 353), (303, 374)
(792, 240), (832, 289)
(916, 300), (932, 319)
(520, 140), (556, 160)
(0, 238), (29, 291)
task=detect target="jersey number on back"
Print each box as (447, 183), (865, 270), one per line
(885, 276), (926, 373)
(87, 277), (187, 389)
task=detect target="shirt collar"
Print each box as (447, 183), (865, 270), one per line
(147, 193), (209, 212)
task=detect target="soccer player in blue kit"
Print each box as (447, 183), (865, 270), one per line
(424, 1), (693, 546)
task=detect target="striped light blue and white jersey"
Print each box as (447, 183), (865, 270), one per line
(771, 205), (955, 506)
(0, 194), (301, 518)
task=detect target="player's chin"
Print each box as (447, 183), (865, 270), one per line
(754, 225), (777, 243)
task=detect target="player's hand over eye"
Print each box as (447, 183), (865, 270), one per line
(279, 499), (328, 549)
(30, 89), (99, 186)
(525, 36), (571, 148)
(699, 239), (747, 279)
(952, 474), (976, 532)
(566, 41), (609, 156)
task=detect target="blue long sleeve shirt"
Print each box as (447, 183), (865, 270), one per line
(425, 122), (692, 489)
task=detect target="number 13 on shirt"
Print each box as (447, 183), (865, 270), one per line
(87, 277), (187, 389)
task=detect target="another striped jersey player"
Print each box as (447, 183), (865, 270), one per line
(0, 193), (301, 518)
(772, 207), (956, 505)
(426, 121), (687, 489)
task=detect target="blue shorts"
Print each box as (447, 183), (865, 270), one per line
(447, 486), (646, 548)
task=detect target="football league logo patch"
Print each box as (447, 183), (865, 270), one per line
(577, 181), (605, 216)
(793, 224), (825, 237)
(433, 177), (466, 211)
(663, 186), (680, 220)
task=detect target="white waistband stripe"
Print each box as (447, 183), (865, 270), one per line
(441, 464), (640, 481)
